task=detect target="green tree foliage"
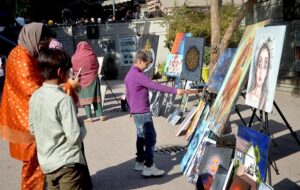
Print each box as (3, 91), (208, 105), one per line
(163, 4), (245, 51)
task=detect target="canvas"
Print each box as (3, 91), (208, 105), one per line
(180, 120), (210, 173)
(245, 26), (286, 113)
(186, 137), (216, 184)
(229, 175), (252, 190)
(207, 48), (236, 94)
(166, 107), (182, 126)
(196, 146), (233, 190)
(164, 54), (183, 77)
(179, 80), (193, 112)
(258, 182), (273, 190)
(185, 99), (207, 140)
(176, 106), (197, 136)
(138, 35), (159, 78)
(206, 20), (270, 137)
(209, 164), (228, 190)
(163, 93), (176, 117)
(234, 126), (270, 183)
(150, 91), (165, 117)
(171, 33), (192, 55)
(181, 37), (205, 82)
(198, 146), (233, 176)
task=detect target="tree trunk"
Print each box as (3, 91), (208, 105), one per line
(210, 0), (221, 74)
(218, 0), (257, 57)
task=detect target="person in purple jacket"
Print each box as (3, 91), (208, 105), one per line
(124, 49), (189, 177)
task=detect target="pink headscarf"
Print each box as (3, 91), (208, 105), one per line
(72, 41), (99, 87)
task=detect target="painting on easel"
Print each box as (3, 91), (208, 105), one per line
(206, 20), (270, 137)
(181, 37), (205, 82)
(164, 54), (183, 77)
(245, 26), (286, 113)
(207, 48), (236, 94)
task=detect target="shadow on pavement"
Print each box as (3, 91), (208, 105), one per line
(268, 130), (300, 162)
(273, 178), (300, 190)
(91, 153), (185, 190)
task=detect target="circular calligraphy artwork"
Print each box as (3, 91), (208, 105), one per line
(185, 47), (199, 71)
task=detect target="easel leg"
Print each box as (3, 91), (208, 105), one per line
(234, 105), (248, 126)
(103, 79), (120, 105)
(265, 113), (277, 146)
(248, 108), (257, 128)
(273, 101), (300, 145)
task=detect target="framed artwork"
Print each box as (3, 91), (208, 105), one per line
(171, 33), (192, 55)
(185, 99), (206, 140)
(150, 91), (165, 117)
(180, 120), (210, 173)
(181, 37), (205, 82)
(229, 175), (251, 190)
(207, 48), (236, 94)
(245, 26), (286, 113)
(164, 54), (183, 77)
(138, 35), (159, 78)
(234, 126), (270, 183)
(163, 93), (176, 117)
(179, 80), (193, 112)
(167, 108), (182, 126)
(197, 146), (233, 190)
(119, 37), (137, 67)
(176, 106), (197, 136)
(206, 20), (270, 137)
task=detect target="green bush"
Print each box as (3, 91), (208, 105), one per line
(101, 53), (118, 80)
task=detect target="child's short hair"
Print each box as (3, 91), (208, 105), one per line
(37, 48), (72, 80)
(134, 49), (153, 63)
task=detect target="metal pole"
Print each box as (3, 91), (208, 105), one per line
(112, 0), (116, 17)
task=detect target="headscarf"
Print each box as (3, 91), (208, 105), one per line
(72, 41), (99, 87)
(18, 22), (43, 57)
(49, 38), (63, 49)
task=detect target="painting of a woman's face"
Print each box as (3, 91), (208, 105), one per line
(255, 47), (269, 87)
(207, 155), (220, 176)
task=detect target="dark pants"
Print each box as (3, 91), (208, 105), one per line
(46, 164), (91, 190)
(133, 112), (156, 167)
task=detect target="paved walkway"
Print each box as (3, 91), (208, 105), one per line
(1, 80), (300, 189)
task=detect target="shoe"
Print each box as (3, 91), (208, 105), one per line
(84, 118), (93, 122)
(142, 164), (164, 177)
(98, 116), (107, 121)
(134, 162), (144, 171)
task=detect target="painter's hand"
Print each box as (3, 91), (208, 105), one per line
(68, 78), (80, 89)
(176, 89), (188, 95)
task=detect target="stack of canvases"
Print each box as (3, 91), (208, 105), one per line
(177, 19), (286, 190)
(152, 32), (205, 122)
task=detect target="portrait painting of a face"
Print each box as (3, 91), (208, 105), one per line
(245, 26), (286, 113)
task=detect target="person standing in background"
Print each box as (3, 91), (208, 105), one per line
(72, 41), (106, 122)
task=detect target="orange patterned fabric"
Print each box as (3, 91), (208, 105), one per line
(20, 142), (44, 190)
(0, 45), (42, 148)
(0, 45), (45, 189)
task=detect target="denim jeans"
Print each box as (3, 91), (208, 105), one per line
(132, 112), (156, 167)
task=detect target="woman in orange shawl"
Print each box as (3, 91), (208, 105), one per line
(0, 22), (54, 190)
